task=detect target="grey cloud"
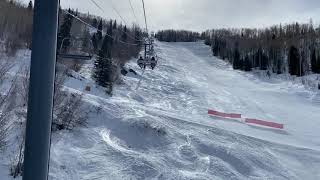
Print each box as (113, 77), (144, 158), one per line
(22, 0), (320, 31)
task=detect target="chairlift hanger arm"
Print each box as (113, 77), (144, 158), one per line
(57, 54), (92, 60)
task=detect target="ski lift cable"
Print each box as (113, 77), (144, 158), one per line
(89, 0), (144, 42)
(128, 0), (139, 25)
(63, 10), (140, 46)
(141, 0), (148, 34)
(89, 0), (105, 12)
(91, 0), (127, 24)
(108, 0), (128, 25)
(64, 10), (137, 46)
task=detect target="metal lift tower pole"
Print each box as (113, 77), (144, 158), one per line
(23, 0), (59, 180)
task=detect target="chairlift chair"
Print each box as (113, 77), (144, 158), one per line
(57, 36), (93, 61)
(137, 56), (157, 70)
(137, 38), (158, 70)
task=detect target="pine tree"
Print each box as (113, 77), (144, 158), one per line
(57, 9), (73, 51)
(94, 51), (105, 85)
(233, 47), (241, 69)
(134, 28), (141, 45)
(276, 54), (283, 74)
(244, 55), (252, 71)
(204, 36), (211, 46)
(93, 42), (113, 88)
(316, 55), (320, 74)
(260, 53), (269, 70)
(75, 9), (79, 16)
(92, 18), (98, 28)
(107, 21), (113, 48)
(289, 46), (300, 76)
(311, 49), (317, 73)
(93, 22), (114, 91)
(91, 34), (98, 51)
(121, 25), (128, 42)
(81, 28), (91, 53)
(97, 19), (103, 41)
(113, 20), (117, 29)
(27, 0), (33, 11)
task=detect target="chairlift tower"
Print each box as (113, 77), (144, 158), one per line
(23, 0), (59, 180)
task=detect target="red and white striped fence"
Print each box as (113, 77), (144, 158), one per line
(208, 110), (242, 119)
(208, 109), (284, 129)
(244, 118), (284, 129)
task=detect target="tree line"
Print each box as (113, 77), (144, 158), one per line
(201, 20), (320, 76)
(0, 0), (144, 94)
(155, 30), (200, 42)
(89, 18), (143, 94)
(0, 0), (33, 55)
(57, 8), (143, 95)
(0, 1), (144, 177)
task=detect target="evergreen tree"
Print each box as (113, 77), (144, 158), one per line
(107, 21), (113, 48)
(121, 25), (128, 42)
(289, 46), (301, 76)
(276, 55), (283, 74)
(233, 47), (241, 69)
(81, 28), (91, 53)
(203, 23), (320, 76)
(316, 55), (320, 74)
(204, 36), (211, 46)
(113, 20), (117, 29)
(155, 30), (200, 42)
(75, 9), (79, 16)
(134, 28), (141, 45)
(91, 34), (98, 51)
(93, 21), (114, 91)
(253, 49), (262, 68)
(311, 49), (317, 73)
(260, 54), (269, 70)
(94, 50), (107, 86)
(244, 55), (252, 71)
(92, 18), (98, 28)
(317, 58), (320, 74)
(97, 19), (103, 41)
(57, 8), (73, 51)
(93, 38), (113, 90)
(27, 0), (33, 11)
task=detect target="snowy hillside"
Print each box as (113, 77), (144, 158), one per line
(2, 41), (320, 179)
(48, 41), (320, 179)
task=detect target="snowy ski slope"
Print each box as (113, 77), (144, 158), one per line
(27, 41), (320, 179)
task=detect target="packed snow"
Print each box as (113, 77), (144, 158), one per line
(2, 41), (320, 179)
(50, 41), (320, 179)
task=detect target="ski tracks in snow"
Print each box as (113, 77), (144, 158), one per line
(48, 41), (320, 180)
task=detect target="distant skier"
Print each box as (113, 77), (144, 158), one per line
(150, 57), (156, 70)
(137, 56), (144, 69)
(267, 70), (271, 79)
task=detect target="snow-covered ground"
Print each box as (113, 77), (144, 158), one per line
(2, 41), (320, 179)
(49, 41), (320, 180)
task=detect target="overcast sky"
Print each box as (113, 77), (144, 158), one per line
(22, 0), (320, 31)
